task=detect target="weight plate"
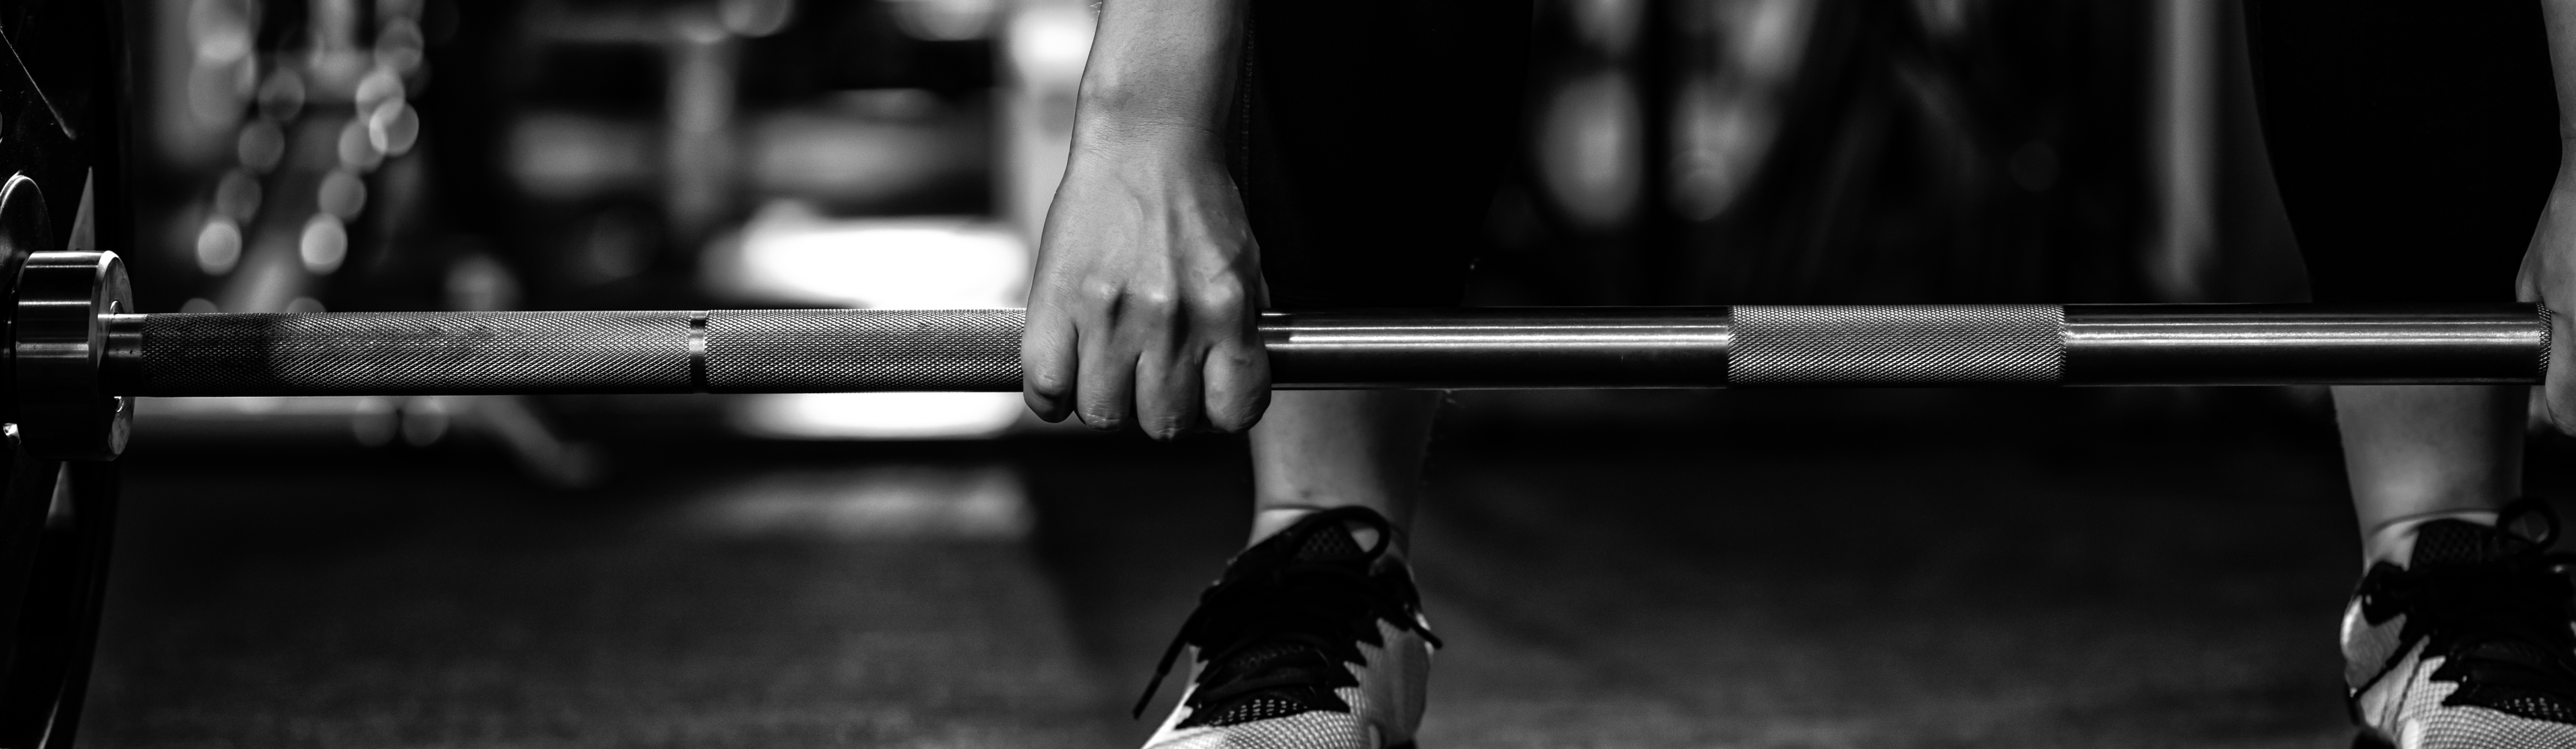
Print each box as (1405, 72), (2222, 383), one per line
(0, 1), (127, 746)
(0, 431), (103, 749)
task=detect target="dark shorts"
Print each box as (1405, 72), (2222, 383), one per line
(1235, 0), (1531, 309)
(2245, 1), (2561, 303)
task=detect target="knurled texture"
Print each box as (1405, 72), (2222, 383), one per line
(702, 309), (1024, 392)
(139, 312), (696, 395)
(1729, 305), (2065, 385)
(2541, 305), (2554, 379)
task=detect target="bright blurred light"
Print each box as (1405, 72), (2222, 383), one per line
(733, 392), (1024, 440)
(300, 214), (347, 273)
(1537, 70), (1645, 229)
(711, 201), (1027, 309)
(1008, 4), (1096, 90)
(317, 169), (367, 219)
(885, 0), (999, 41)
(338, 118), (383, 170)
(711, 202), (1033, 439)
(368, 100), (420, 157)
(721, 0), (797, 37)
(508, 113), (656, 199)
(684, 464), (1031, 539)
(745, 100), (981, 204)
(195, 218), (242, 274)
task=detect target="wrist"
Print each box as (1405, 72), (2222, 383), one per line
(1069, 16), (1236, 160)
(1067, 116), (1229, 180)
(1072, 89), (1227, 160)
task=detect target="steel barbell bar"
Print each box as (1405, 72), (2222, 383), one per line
(10, 251), (2557, 458)
(93, 303), (2552, 395)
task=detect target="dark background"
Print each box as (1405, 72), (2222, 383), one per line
(71, 1), (2515, 747)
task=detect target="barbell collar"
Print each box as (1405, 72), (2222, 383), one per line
(82, 303), (2549, 398)
(13, 249), (132, 461)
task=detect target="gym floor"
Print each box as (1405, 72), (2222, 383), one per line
(74, 388), (2575, 748)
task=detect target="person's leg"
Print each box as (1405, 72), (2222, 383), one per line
(2333, 386), (2524, 565)
(2246, 4), (2576, 745)
(1248, 390), (1443, 548)
(1130, 3), (1525, 746)
(1135, 386), (1446, 748)
(2244, 0), (2555, 559)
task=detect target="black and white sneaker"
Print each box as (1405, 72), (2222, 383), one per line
(1134, 506), (1439, 749)
(2344, 500), (2576, 748)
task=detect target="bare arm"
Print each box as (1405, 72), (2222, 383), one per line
(1072, 0), (1241, 154)
(1023, 0), (1269, 437)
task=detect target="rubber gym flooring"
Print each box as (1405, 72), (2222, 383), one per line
(73, 388), (2576, 748)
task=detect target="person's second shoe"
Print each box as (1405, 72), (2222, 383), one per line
(1134, 506), (1439, 749)
(2344, 500), (2576, 748)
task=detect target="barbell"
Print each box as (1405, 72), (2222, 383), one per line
(0, 3), (2560, 746)
(10, 247), (2561, 462)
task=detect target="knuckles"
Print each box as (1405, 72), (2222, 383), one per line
(1063, 280), (1257, 339)
(1189, 283), (1250, 318)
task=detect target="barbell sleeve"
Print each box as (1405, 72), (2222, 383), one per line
(94, 303), (2551, 397)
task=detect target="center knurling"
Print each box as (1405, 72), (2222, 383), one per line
(1726, 305), (2065, 385)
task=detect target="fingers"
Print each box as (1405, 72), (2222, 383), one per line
(1030, 272), (1269, 439)
(1021, 309), (1078, 422)
(1202, 331), (1270, 433)
(2515, 251), (2576, 433)
(1074, 313), (1140, 431)
(1021, 167), (1266, 437)
(1134, 343), (1206, 440)
(1033, 290), (1264, 437)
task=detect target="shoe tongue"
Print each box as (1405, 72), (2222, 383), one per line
(1246, 508), (1385, 566)
(2410, 518), (2526, 567)
(1290, 520), (1367, 562)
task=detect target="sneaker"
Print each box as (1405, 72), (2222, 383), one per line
(1133, 506), (1440, 749)
(2344, 500), (2576, 748)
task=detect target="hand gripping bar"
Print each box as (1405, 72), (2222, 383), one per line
(94, 304), (2550, 397)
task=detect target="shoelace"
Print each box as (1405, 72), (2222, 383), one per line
(1132, 507), (1443, 721)
(2356, 500), (2576, 715)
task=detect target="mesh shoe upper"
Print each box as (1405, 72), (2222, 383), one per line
(2344, 500), (2576, 748)
(1135, 506), (1439, 749)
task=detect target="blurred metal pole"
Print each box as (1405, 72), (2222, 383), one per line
(663, 16), (739, 241)
(2147, 0), (2220, 300)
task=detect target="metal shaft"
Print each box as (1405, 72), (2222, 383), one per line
(97, 304), (2549, 397)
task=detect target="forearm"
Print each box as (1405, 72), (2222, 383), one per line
(1072, 0), (1244, 160)
(2545, 1), (2576, 165)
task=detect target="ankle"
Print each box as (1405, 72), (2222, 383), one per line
(2363, 509), (2500, 568)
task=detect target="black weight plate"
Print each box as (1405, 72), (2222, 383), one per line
(0, 437), (72, 749)
(0, 459), (112, 749)
(0, 1), (126, 748)
(0, 0), (121, 264)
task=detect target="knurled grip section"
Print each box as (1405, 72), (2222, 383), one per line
(702, 309), (1024, 392)
(136, 312), (696, 395)
(1728, 305), (2065, 385)
(2543, 305), (2555, 378)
